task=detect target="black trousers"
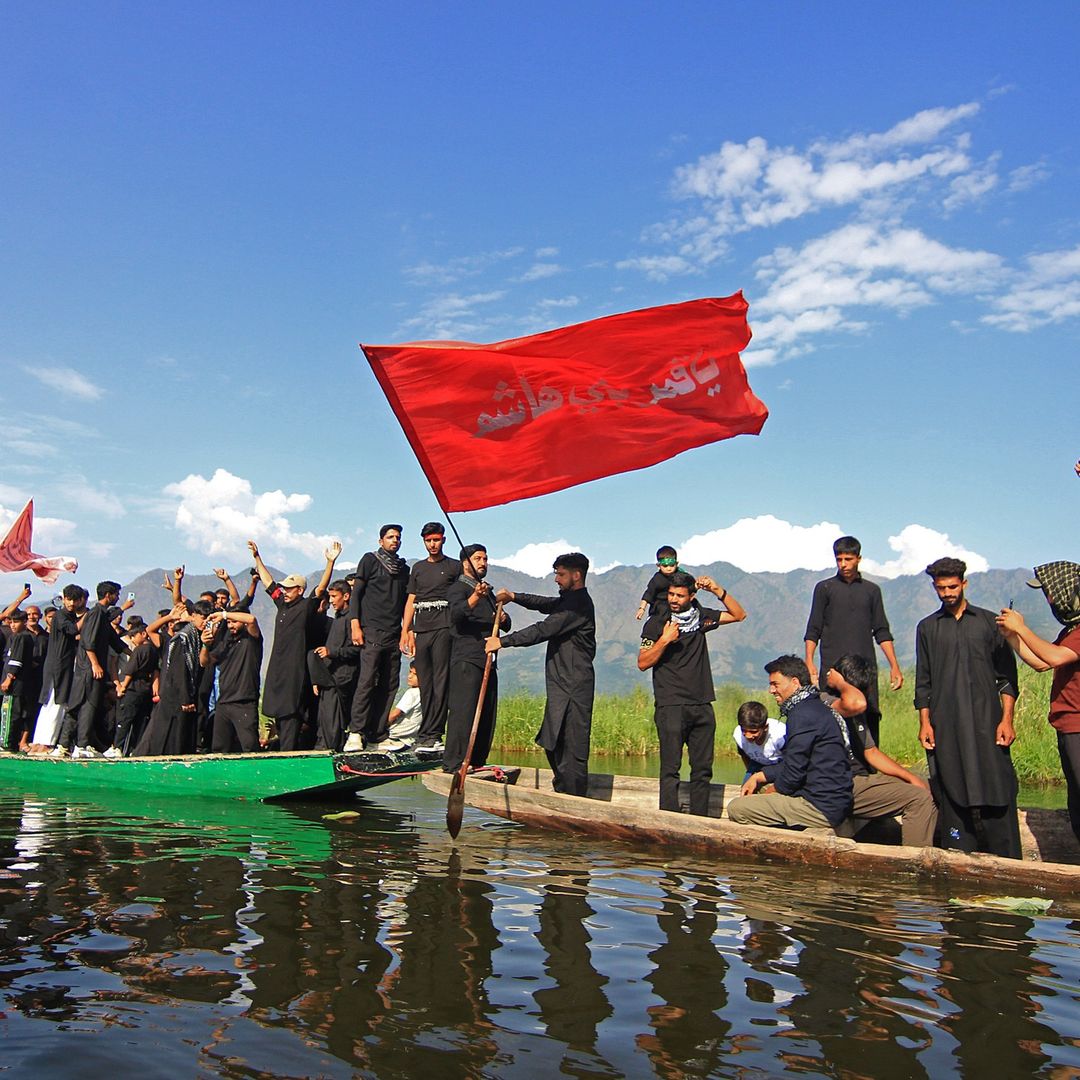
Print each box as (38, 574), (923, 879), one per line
(414, 627), (451, 743)
(349, 639), (400, 745)
(2, 694), (32, 750)
(935, 785), (1021, 860)
(654, 702), (715, 815)
(444, 659), (498, 772)
(307, 651), (356, 751)
(275, 713), (302, 752)
(1058, 731), (1080, 844)
(212, 701), (259, 753)
(545, 715), (591, 797)
(75, 678), (108, 748)
(113, 683), (153, 755)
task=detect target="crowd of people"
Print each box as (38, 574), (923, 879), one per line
(2, 499), (1078, 859)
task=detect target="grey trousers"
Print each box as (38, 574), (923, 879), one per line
(853, 773), (938, 847)
(726, 792), (836, 831)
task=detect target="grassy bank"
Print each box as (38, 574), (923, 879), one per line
(493, 666), (1063, 785)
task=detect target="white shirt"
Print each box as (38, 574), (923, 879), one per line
(391, 686), (423, 741)
(732, 718), (786, 765)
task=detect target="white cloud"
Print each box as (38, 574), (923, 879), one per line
(982, 243), (1080, 332)
(0, 502), (78, 551)
(536, 296), (580, 309)
(403, 247), (525, 286)
(535, 246), (559, 258)
(679, 516), (843, 573)
(861, 524), (989, 578)
(676, 515), (989, 578)
(1007, 162), (1049, 192)
(614, 254), (696, 281)
(398, 290), (507, 340)
(162, 468), (340, 562)
(23, 365), (105, 401)
(517, 262), (563, 282)
(492, 540), (580, 578)
(56, 478), (127, 520)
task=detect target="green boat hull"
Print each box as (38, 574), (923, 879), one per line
(0, 748), (440, 802)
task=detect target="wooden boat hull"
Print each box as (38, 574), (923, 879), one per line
(422, 767), (1080, 895)
(0, 748), (440, 802)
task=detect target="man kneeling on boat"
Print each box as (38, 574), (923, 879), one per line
(726, 655), (853, 835)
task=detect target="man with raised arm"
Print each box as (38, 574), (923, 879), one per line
(250, 538), (341, 752)
(202, 607), (263, 753)
(487, 552), (596, 796)
(307, 578), (361, 751)
(638, 571), (746, 816)
(344, 525), (409, 752)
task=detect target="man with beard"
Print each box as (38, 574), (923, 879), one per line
(489, 553), (596, 796)
(442, 544), (511, 772)
(637, 571), (746, 816)
(105, 618), (158, 757)
(307, 579), (361, 751)
(402, 522), (457, 756)
(250, 539), (341, 751)
(345, 525), (409, 752)
(997, 561), (1080, 845)
(915, 557), (1020, 858)
(42, 585), (87, 755)
(202, 608), (263, 753)
(65, 580), (130, 758)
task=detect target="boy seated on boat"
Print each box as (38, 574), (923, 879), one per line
(733, 701), (786, 781)
(385, 662), (422, 750)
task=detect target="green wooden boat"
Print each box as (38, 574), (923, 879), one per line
(0, 747), (441, 802)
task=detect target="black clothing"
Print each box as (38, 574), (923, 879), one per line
(409, 557), (457, 744)
(443, 576), (509, 770)
(642, 607), (727, 815)
(113, 640), (159, 753)
(212, 701), (259, 753)
(349, 551), (409, 635)
(69, 603), (128, 747)
(641, 570), (676, 618)
(914, 603), (1019, 807)
(136, 624), (200, 756)
(501, 588), (596, 796)
(2, 629), (34, 748)
(804, 572), (893, 730)
(261, 585), (324, 719)
(211, 631), (262, 705)
(38, 608), (79, 706)
(308, 612), (360, 751)
(761, 692), (853, 827)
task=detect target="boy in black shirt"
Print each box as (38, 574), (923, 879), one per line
(636, 545), (682, 621)
(638, 571), (746, 815)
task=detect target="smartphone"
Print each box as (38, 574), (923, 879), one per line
(24, 582), (31, 592)
(127, 592), (136, 601)
(249, 567), (259, 577)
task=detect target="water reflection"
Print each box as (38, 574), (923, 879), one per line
(2, 785), (1080, 1077)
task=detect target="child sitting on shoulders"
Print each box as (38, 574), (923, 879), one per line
(637, 545), (684, 620)
(733, 700), (786, 780)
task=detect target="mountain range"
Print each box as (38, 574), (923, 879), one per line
(113, 560), (1058, 697)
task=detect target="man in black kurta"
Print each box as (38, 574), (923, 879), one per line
(249, 539), (341, 751)
(41, 585), (87, 753)
(1, 610), (35, 750)
(307, 580), (360, 751)
(443, 544), (511, 772)
(915, 557), (1020, 858)
(345, 526), (409, 751)
(402, 522), (457, 753)
(490, 552), (596, 796)
(804, 536), (903, 743)
(205, 609), (263, 753)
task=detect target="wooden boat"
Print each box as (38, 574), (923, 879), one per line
(0, 747), (441, 802)
(422, 766), (1080, 895)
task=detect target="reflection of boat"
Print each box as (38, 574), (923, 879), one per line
(0, 748), (440, 801)
(422, 767), (1080, 895)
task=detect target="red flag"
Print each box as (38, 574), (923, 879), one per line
(362, 293), (767, 512)
(0, 500), (78, 585)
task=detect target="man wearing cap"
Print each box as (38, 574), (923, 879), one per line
(444, 544), (511, 773)
(998, 562), (1080, 845)
(249, 539), (341, 752)
(345, 525), (410, 752)
(915, 557), (1020, 858)
(401, 522), (457, 756)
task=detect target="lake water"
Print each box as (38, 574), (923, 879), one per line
(3, 776), (1079, 1078)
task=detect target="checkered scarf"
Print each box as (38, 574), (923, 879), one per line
(1032, 561), (1080, 628)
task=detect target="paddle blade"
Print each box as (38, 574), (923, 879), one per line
(446, 773), (465, 838)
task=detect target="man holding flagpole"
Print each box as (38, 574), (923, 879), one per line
(488, 553), (596, 796)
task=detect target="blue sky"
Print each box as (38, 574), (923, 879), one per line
(2, 2), (1078, 599)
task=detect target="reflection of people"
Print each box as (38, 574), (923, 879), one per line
(489, 553), (596, 795)
(915, 557), (1020, 858)
(998, 561), (1080, 844)
(727, 655), (853, 833)
(804, 536), (903, 741)
(637, 571), (746, 815)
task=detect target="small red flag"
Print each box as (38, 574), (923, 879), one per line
(362, 293), (767, 512)
(0, 501), (78, 585)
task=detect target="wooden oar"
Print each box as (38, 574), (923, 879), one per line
(446, 601), (502, 838)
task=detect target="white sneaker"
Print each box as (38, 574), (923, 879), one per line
(377, 738), (408, 753)
(103, 746), (123, 759)
(342, 733), (365, 753)
(49, 746), (70, 758)
(415, 741), (445, 757)
(73, 746), (102, 759)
